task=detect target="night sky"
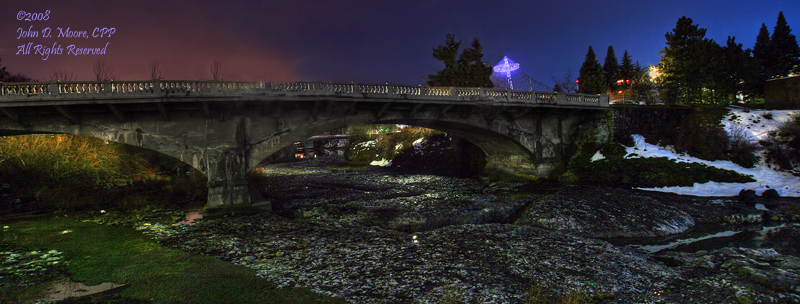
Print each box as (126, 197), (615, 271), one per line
(2, 0), (798, 87)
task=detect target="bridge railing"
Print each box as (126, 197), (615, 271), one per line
(0, 80), (607, 107)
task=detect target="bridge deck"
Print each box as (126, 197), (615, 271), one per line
(0, 80), (609, 109)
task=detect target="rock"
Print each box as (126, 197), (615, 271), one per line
(514, 185), (694, 238)
(762, 189), (780, 199)
(739, 189), (757, 199)
(722, 213), (764, 224)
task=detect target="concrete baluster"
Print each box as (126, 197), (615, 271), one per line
(103, 80), (113, 93)
(153, 79), (161, 95)
(48, 81), (59, 95)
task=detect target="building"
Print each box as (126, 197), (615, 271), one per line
(765, 75), (800, 102)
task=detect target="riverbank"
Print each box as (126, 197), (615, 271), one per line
(3, 157), (800, 303)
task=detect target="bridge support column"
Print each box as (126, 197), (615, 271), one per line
(484, 155), (560, 178)
(204, 149), (250, 211)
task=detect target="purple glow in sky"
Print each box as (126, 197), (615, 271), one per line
(1, 0), (798, 87)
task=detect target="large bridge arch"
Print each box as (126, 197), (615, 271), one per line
(0, 80), (608, 211)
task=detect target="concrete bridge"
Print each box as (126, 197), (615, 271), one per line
(0, 80), (608, 210)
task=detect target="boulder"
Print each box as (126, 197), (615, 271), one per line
(762, 188), (780, 199)
(738, 189), (757, 199)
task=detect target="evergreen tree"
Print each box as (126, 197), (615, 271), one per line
(630, 62), (656, 103)
(752, 23), (773, 96)
(602, 46), (619, 92)
(619, 50), (634, 91)
(769, 11), (800, 77)
(753, 24), (772, 73)
(716, 36), (760, 102)
(0, 58), (32, 82)
(427, 34), (493, 88)
(577, 46), (605, 94)
(657, 16), (717, 104)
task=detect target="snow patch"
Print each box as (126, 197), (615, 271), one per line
(590, 151), (605, 162)
(356, 140), (377, 148)
(625, 108), (800, 197)
(370, 159), (391, 167)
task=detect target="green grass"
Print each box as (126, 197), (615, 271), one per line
(1, 217), (346, 304)
(565, 154), (755, 188)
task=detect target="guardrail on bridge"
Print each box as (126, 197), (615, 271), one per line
(0, 80), (608, 107)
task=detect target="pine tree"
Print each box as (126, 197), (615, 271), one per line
(577, 46), (605, 94)
(717, 36), (760, 102)
(769, 11), (800, 77)
(427, 34), (493, 88)
(753, 24), (772, 73)
(619, 50), (634, 91)
(752, 23), (773, 96)
(657, 16), (717, 104)
(602, 46), (619, 92)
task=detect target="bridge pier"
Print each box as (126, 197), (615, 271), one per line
(204, 149), (250, 210)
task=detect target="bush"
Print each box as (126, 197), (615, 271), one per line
(600, 142), (627, 159)
(763, 113), (800, 175)
(344, 126), (441, 165)
(570, 156), (755, 188)
(675, 108), (729, 161)
(726, 124), (760, 168)
(617, 134), (635, 147)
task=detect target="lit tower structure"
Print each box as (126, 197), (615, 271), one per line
(490, 56), (551, 91)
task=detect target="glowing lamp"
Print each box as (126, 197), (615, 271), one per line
(493, 56), (521, 90)
(493, 56), (520, 73)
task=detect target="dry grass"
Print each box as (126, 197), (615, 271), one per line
(0, 134), (206, 210)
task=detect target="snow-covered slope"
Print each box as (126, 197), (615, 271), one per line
(624, 107), (799, 197)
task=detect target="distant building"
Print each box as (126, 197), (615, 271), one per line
(765, 75), (800, 102)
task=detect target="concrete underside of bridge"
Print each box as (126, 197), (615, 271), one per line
(0, 99), (606, 210)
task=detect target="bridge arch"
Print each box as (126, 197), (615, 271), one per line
(0, 80), (607, 211)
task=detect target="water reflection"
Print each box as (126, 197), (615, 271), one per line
(610, 223), (787, 253)
(39, 278), (125, 302)
(177, 211), (203, 225)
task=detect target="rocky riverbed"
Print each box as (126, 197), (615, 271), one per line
(122, 157), (800, 304)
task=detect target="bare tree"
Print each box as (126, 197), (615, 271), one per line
(148, 60), (166, 79)
(210, 60), (224, 81)
(49, 69), (75, 81)
(551, 69), (578, 93)
(93, 58), (115, 81)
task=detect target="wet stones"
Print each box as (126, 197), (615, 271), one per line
(722, 213), (764, 225)
(514, 185), (695, 238)
(653, 247), (800, 302)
